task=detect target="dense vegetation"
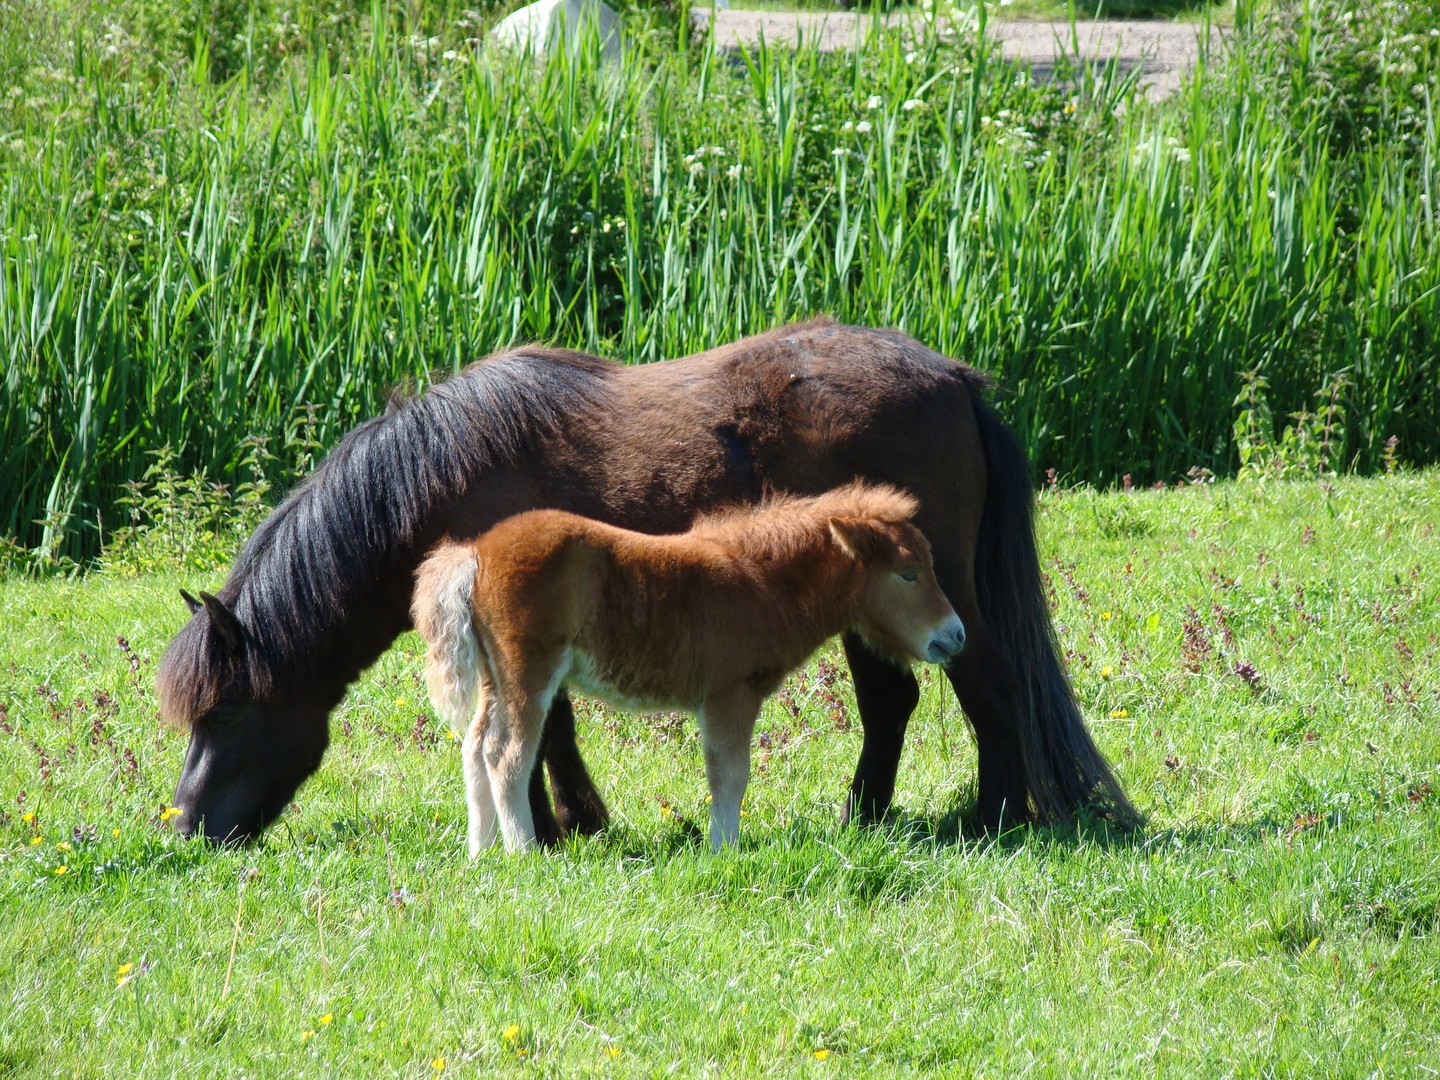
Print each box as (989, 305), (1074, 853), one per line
(2, 0), (1437, 562)
(2, 474), (1436, 1074)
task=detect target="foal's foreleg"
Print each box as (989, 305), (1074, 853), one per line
(699, 689), (762, 851)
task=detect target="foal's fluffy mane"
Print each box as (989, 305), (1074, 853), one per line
(689, 482), (919, 558)
(157, 348), (614, 727)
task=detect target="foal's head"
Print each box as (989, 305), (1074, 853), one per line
(828, 508), (965, 666)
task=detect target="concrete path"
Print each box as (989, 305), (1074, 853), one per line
(691, 9), (1223, 99)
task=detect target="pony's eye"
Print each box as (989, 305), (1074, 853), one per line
(897, 569), (919, 584)
(209, 706), (242, 729)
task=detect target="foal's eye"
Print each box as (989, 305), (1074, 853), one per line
(897, 569), (920, 584)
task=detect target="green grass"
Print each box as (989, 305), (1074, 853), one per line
(2, 0), (1437, 560)
(3, 474), (1437, 1075)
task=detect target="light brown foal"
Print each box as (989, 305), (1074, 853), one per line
(412, 482), (965, 854)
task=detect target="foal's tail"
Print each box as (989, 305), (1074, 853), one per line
(411, 545), (485, 734)
(969, 389), (1142, 830)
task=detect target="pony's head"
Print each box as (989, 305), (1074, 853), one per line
(158, 590), (333, 844)
(827, 496), (965, 666)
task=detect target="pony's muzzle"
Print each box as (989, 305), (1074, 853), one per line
(925, 617), (966, 664)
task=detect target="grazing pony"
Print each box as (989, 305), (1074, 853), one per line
(158, 318), (1137, 846)
(412, 484), (965, 853)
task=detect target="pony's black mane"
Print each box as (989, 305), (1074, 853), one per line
(159, 348), (614, 718)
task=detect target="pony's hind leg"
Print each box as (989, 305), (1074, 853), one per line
(538, 691), (610, 839)
(698, 689), (762, 851)
(839, 632), (921, 826)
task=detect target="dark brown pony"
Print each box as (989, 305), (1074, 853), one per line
(158, 318), (1137, 844)
(412, 483), (965, 854)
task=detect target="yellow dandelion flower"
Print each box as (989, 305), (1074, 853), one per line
(30, 835), (42, 846)
(159, 807), (180, 822)
(395, 697), (408, 709)
(1108, 708), (1130, 719)
(1100, 665), (1114, 678)
(320, 1013), (334, 1025)
(56, 841), (72, 852)
(112, 828), (121, 837)
(503, 1024), (521, 1043)
(431, 1057), (445, 1072)
(54, 865), (68, 875)
(21, 812), (34, 824)
(117, 963), (134, 978)
(301, 1030), (316, 1042)
(603, 1046), (621, 1058)
(1101, 611), (1113, 621)
(814, 1049), (831, 1061)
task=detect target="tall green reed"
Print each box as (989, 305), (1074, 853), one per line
(1, 1), (1435, 561)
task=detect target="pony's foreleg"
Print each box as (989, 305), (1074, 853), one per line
(839, 632), (920, 826)
(698, 689), (762, 851)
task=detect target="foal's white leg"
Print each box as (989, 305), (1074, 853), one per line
(699, 690), (761, 852)
(462, 710), (499, 858)
(485, 711), (540, 853)
(486, 660), (566, 853)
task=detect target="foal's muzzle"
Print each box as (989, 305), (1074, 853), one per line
(925, 618), (966, 663)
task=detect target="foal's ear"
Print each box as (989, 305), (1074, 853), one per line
(828, 516), (886, 562)
(198, 591), (245, 656)
(180, 588), (203, 616)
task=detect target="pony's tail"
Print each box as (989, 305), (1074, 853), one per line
(411, 545), (484, 734)
(969, 387), (1142, 830)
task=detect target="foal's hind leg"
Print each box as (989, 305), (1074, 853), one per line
(840, 633), (921, 826)
(461, 686), (500, 858)
(485, 662), (564, 853)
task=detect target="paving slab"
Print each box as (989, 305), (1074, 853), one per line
(691, 9), (1224, 99)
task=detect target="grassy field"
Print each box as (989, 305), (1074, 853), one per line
(3, 473), (1437, 1075)
(3, 0), (1437, 560)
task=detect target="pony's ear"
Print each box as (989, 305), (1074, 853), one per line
(828, 516), (885, 561)
(199, 591), (244, 656)
(179, 588), (203, 615)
